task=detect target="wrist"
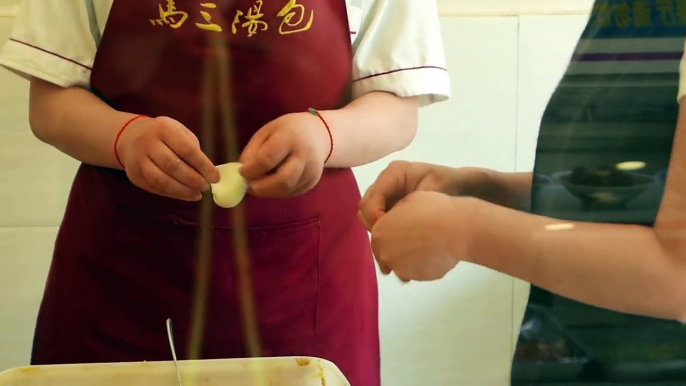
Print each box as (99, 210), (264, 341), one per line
(462, 168), (499, 195)
(114, 114), (149, 169)
(446, 196), (486, 264)
(463, 168), (517, 208)
(307, 109), (333, 166)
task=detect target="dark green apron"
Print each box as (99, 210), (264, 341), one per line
(512, 1), (686, 383)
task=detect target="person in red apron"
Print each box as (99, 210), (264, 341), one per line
(0, 0), (449, 384)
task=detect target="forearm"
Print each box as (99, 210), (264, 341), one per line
(459, 198), (686, 321)
(480, 170), (533, 211)
(320, 92), (419, 168)
(29, 78), (137, 169)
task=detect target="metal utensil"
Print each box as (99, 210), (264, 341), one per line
(166, 318), (183, 386)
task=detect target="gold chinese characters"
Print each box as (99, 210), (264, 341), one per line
(150, 0), (315, 36)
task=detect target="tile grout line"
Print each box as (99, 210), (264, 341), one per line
(510, 15), (523, 367)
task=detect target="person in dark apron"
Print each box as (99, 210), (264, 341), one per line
(360, 0), (686, 382)
(0, 0), (449, 384)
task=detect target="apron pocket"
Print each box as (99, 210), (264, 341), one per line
(248, 217), (321, 357)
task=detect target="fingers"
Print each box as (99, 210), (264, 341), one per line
(238, 126), (269, 166)
(370, 227), (387, 270)
(149, 143), (209, 193)
(248, 155), (306, 197)
(162, 126), (219, 184)
(240, 132), (291, 181)
(360, 171), (406, 230)
(357, 211), (371, 231)
(121, 117), (218, 201)
(130, 157), (202, 201)
(378, 261), (392, 275)
(374, 248), (409, 283)
(370, 217), (411, 283)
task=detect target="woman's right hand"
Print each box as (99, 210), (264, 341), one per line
(359, 161), (519, 231)
(117, 116), (220, 201)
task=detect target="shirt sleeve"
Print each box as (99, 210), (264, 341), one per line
(350, 0), (451, 107)
(0, 0), (100, 88)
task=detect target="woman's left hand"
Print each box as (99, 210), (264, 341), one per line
(239, 112), (331, 197)
(371, 191), (475, 282)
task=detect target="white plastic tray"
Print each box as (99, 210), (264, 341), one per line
(0, 357), (350, 386)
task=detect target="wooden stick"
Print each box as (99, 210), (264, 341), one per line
(187, 49), (217, 361)
(211, 34), (263, 358)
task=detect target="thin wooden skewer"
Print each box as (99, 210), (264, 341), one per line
(211, 34), (263, 358)
(186, 30), (263, 385)
(187, 45), (218, 362)
(187, 31), (262, 360)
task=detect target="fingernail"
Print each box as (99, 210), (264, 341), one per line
(193, 193), (203, 201)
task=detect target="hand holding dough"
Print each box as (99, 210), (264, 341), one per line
(210, 163), (248, 208)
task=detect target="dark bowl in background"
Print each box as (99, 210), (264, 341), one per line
(553, 171), (656, 209)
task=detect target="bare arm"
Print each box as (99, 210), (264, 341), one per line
(28, 78), (137, 169)
(459, 103), (686, 321)
(321, 92), (419, 168)
(28, 78), (218, 200)
(475, 170), (533, 211)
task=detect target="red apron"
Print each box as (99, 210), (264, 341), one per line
(30, 0), (379, 384)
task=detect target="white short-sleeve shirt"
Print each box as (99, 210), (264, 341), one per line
(0, 0), (451, 107)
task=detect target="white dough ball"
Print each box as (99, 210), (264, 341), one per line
(210, 162), (248, 208)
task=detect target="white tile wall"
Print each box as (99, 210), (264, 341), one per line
(516, 14), (590, 173)
(0, 337), (31, 371)
(355, 16), (520, 386)
(0, 15), (75, 371)
(0, 11), (588, 386)
(0, 18), (80, 229)
(0, 226), (57, 369)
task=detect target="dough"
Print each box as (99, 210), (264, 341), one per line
(210, 162), (248, 208)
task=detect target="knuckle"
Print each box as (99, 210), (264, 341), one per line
(176, 189), (195, 200)
(150, 174), (168, 190)
(153, 116), (173, 128)
(129, 134), (148, 150)
(359, 205), (369, 219)
(258, 150), (279, 168)
(144, 118), (164, 135)
(174, 141), (194, 157)
(186, 173), (206, 190)
(163, 157), (181, 173)
(277, 175), (297, 190)
(387, 160), (409, 171)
